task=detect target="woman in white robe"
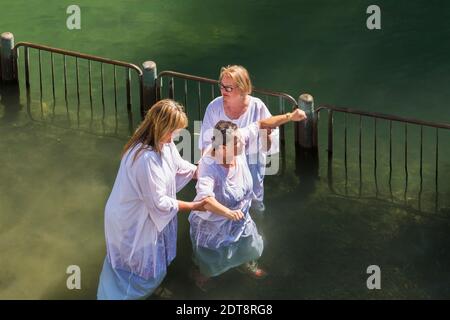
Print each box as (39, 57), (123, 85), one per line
(190, 108), (307, 290)
(97, 99), (206, 300)
(198, 65), (280, 214)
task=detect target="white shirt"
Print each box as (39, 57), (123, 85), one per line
(104, 142), (196, 278)
(198, 96), (279, 155)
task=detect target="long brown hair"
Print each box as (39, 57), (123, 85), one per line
(122, 99), (188, 162)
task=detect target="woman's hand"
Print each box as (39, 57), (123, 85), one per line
(291, 108), (307, 122)
(225, 209), (245, 221)
(199, 196), (244, 220)
(258, 108), (307, 129)
(191, 198), (208, 211)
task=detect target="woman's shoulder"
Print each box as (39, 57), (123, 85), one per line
(205, 96), (224, 114)
(249, 95), (268, 110)
(126, 143), (158, 164)
(199, 154), (216, 167)
(248, 95), (272, 119)
(198, 155), (219, 175)
(118, 144), (157, 176)
(166, 141), (178, 153)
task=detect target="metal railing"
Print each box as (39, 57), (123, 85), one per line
(2, 35), (449, 212)
(6, 41), (300, 142)
(13, 42), (144, 135)
(315, 104), (450, 212)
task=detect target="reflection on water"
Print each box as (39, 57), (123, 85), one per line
(1, 0), (450, 299)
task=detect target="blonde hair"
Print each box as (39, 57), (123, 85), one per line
(122, 99), (188, 161)
(219, 65), (252, 95)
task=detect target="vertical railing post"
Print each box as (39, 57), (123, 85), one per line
(0, 32), (20, 121)
(1, 32), (18, 83)
(169, 77), (175, 99)
(295, 93), (315, 149)
(327, 109), (334, 158)
(142, 61), (157, 117)
(294, 93), (318, 182)
(294, 93), (318, 198)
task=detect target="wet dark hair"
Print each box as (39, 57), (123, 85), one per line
(211, 120), (238, 149)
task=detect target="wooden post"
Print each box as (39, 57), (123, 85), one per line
(295, 93), (315, 149)
(295, 93), (318, 181)
(142, 61), (157, 116)
(1, 32), (17, 83)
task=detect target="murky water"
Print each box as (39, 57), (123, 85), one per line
(0, 0), (449, 299)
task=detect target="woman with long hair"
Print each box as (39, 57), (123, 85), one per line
(97, 99), (206, 300)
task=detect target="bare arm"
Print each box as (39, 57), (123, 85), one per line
(177, 200), (205, 213)
(258, 108), (307, 129)
(202, 197), (244, 221)
(257, 109), (306, 152)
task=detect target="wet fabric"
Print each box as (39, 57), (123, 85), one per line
(96, 219), (176, 300)
(98, 141), (196, 299)
(189, 154), (264, 277)
(198, 96), (279, 202)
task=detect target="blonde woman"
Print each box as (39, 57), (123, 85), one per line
(97, 99), (206, 300)
(199, 65), (278, 214)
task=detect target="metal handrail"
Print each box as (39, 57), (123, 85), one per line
(315, 105), (450, 130)
(13, 42), (144, 117)
(316, 104), (449, 213)
(14, 42), (143, 75)
(314, 104), (450, 155)
(157, 70), (298, 107)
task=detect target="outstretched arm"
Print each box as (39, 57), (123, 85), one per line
(258, 108), (307, 129)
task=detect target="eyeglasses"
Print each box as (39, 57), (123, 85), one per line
(218, 82), (235, 93)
